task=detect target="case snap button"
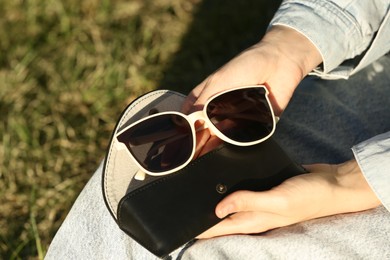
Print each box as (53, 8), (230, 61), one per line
(216, 183), (227, 194)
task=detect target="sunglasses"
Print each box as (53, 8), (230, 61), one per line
(116, 85), (278, 180)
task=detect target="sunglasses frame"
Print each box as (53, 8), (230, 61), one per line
(116, 85), (278, 179)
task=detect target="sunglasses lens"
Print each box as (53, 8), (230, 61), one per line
(206, 87), (274, 143)
(117, 114), (193, 173)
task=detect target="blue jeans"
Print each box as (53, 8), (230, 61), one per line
(46, 55), (390, 259)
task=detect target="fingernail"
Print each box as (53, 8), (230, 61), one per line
(217, 204), (232, 218)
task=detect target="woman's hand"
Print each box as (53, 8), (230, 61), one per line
(182, 25), (322, 116)
(187, 25), (323, 157)
(197, 159), (381, 239)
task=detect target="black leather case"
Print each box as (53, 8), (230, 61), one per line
(116, 138), (306, 258)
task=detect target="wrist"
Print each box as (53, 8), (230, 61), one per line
(335, 160), (381, 212)
(262, 25), (322, 77)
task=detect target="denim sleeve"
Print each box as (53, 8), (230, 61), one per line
(269, 0), (390, 78)
(352, 132), (390, 212)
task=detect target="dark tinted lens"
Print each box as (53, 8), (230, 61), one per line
(117, 114), (193, 173)
(206, 87), (273, 143)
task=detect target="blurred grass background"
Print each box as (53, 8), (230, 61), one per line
(0, 0), (280, 258)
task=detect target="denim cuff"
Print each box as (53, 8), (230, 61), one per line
(269, 0), (382, 79)
(352, 132), (390, 213)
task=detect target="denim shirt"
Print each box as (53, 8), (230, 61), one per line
(270, 0), (390, 212)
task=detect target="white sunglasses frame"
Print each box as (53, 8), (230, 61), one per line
(116, 85), (278, 180)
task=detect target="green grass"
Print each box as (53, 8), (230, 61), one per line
(0, 0), (280, 258)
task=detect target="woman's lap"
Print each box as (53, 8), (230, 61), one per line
(181, 206), (390, 260)
(275, 54), (390, 164)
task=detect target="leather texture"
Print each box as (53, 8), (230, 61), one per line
(117, 139), (306, 258)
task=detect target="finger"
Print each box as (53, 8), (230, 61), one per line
(181, 91), (203, 114)
(189, 59), (264, 113)
(182, 53), (264, 114)
(181, 92), (198, 114)
(303, 163), (336, 173)
(197, 135), (223, 158)
(197, 211), (278, 239)
(181, 79), (209, 114)
(215, 190), (280, 218)
(193, 129), (211, 159)
(190, 77), (220, 113)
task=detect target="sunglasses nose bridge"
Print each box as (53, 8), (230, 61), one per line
(186, 110), (207, 126)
